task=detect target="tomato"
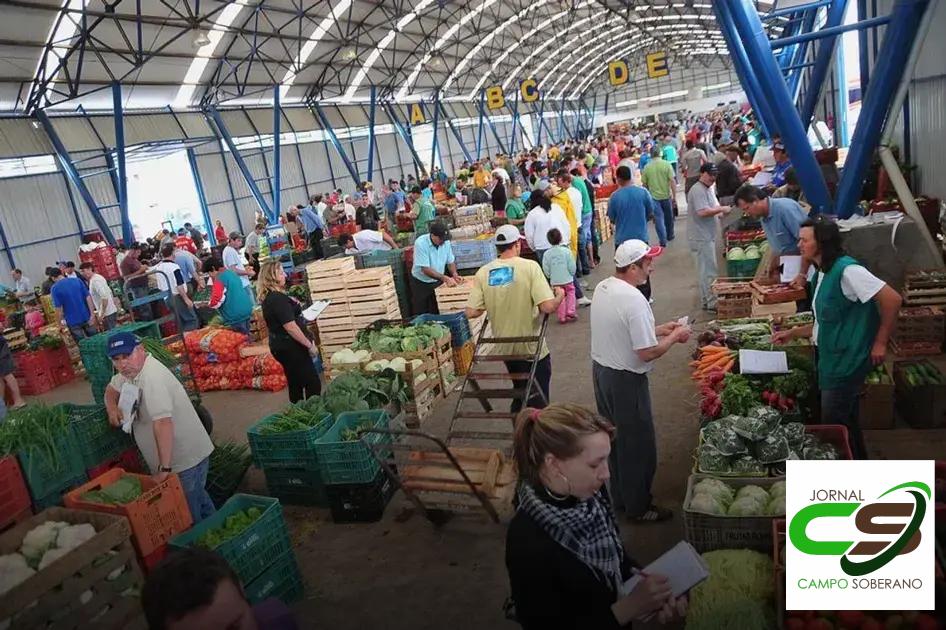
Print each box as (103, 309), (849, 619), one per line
(807, 619), (835, 630)
(837, 611), (864, 629)
(913, 613), (940, 630)
(785, 619), (806, 630)
(859, 619), (882, 630)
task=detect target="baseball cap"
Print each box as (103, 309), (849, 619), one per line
(700, 163), (719, 176)
(494, 224), (525, 245)
(352, 191), (364, 201)
(228, 231), (242, 240)
(773, 142), (786, 152)
(410, 185), (422, 194)
(615, 239), (663, 267)
(106, 332), (140, 358)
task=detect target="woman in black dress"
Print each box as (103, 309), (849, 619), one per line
(506, 403), (686, 629)
(257, 261), (321, 402)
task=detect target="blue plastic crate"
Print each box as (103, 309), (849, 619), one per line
(452, 239), (496, 270)
(412, 312), (471, 347)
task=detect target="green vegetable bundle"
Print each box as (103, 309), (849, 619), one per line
(900, 360), (944, 386)
(685, 550), (775, 630)
(27, 334), (64, 351)
(261, 397), (330, 434)
(207, 442), (252, 506)
(80, 475), (143, 505)
(0, 404), (69, 471)
(196, 507), (263, 550)
(140, 336), (179, 370)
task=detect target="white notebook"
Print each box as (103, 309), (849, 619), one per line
(620, 541), (710, 598)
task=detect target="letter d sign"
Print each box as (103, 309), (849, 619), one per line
(485, 86), (505, 110)
(608, 60), (629, 86)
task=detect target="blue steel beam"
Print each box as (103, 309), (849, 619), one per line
(430, 97), (441, 172)
(727, 0), (833, 213)
(716, 1), (777, 138)
(857, 0), (871, 93)
(509, 93), (519, 155)
(367, 86), (377, 183)
(36, 110), (117, 245)
(535, 98), (546, 146)
(310, 103), (361, 186)
(784, 9), (818, 100)
(799, 0), (851, 128)
(0, 217), (15, 270)
(214, 137), (245, 235)
(479, 101), (509, 156)
(186, 148), (215, 247)
(835, 0), (928, 218)
(270, 85), (281, 227)
(439, 102), (474, 163)
(206, 107), (275, 220)
(384, 103), (429, 176)
(112, 83), (133, 245)
(770, 15), (891, 49)
(765, 0), (833, 19)
(475, 91), (486, 160)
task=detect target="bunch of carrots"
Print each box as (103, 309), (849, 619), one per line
(690, 345), (737, 382)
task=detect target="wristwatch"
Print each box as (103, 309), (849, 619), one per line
(159, 465), (172, 473)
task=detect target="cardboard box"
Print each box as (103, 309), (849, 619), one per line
(860, 364), (895, 429)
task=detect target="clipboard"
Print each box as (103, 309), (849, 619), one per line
(620, 541), (710, 598)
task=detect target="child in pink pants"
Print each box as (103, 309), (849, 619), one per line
(541, 228), (577, 323)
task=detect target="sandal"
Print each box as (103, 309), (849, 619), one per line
(631, 504), (673, 523)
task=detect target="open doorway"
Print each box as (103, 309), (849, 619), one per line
(126, 150), (204, 242)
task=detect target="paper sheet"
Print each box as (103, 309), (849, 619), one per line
(302, 300), (331, 322)
(739, 349), (789, 374)
(620, 541), (710, 598)
(118, 382), (140, 434)
(677, 316), (689, 327)
(779, 255), (802, 283)
(750, 171), (773, 187)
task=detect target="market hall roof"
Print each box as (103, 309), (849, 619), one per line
(0, 0), (781, 113)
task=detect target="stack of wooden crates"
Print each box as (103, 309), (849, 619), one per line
(594, 199), (613, 243)
(38, 324), (85, 378)
(307, 257), (401, 360)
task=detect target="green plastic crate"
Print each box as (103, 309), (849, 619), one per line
(169, 494), (292, 584)
(725, 258), (761, 279)
(16, 415), (86, 503)
(64, 403), (134, 469)
(79, 321), (163, 401)
(30, 473), (87, 511)
(261, 464), (328, 507)
(244, 549), (304, 605)
(314, 410), (391, 485)
(245, 412), (333, 469)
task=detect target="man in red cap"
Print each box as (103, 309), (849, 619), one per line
(590, 239), (691, 522)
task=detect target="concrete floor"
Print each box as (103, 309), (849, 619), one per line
(32, 206), (946, 630)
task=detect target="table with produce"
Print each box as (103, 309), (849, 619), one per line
(680, 313), (946, 628)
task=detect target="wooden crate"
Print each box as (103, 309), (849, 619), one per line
(683, 474), (784, 553)
(403, 382), (442, 427)
(860, 364), (895, 430)
(0, 508), (145, 629)
(893, 306), (945, 344)
(751, 300), (796, 317)
(750, 281), (807, 305)
(903, 270), (946, 306)
(4, 328), (27, 351)
(435, 278), (476, 314)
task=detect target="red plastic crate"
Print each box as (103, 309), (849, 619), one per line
(806, 424), (854, 460)
(86, 446), (147, 480)
(15, 368), (55, 395)
(139, 544), (168, 573)
(79, 245), (121, 280)
(0, 507), (32, 535)
(0, 456), (32, 530)
(63, 468), (193, 558)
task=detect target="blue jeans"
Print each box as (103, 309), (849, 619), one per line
(68, 322), (97, 343)
(229, 319), (250, 334)
(245, 285), (257, 306)
(821, 377), (868, 460)
(656, 198), (675, 241)
(177, 457), (216, 523)
(167, 295), (199, 332)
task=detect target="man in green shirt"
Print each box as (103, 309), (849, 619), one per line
(505, 183), (527, 226)
(408, 185), (436, 235)
(570, 168), (595, 272)
(641, 148), (677, 242)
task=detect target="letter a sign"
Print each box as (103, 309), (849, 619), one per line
(608, 60), (629, 86)
(409, 103), (426, 125)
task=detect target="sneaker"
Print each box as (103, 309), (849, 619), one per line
(579, 280), (589, 289)
(648, 297), (654, 304)
(577, 296), (593, 307)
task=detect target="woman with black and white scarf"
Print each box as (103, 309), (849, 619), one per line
(505, 404), (686, 628)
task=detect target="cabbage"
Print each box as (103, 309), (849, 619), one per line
(759, 241), (769, 254)
(364, 359), (390, 372)
(728, 495), (766, 516)
(735, 485), (770, 504)
(701, 422), (747, 456)
(331, 348), (360, 365)
(693, 478), (735, 505)
(733, 413), (779, 442)
(727, 247), (746, 261)
(767, 495), (786, 515)
(730, 455), (766, 475)
(770, 481), (786, 498)
(689, 492), (728, 515)
(744, 246), (761, 260)
(698, 445), (731, 473)
(753, 433), (790, 464)
(388, 357), (408, 372)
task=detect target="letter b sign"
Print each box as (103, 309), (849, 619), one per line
(485, 86), (505, 110)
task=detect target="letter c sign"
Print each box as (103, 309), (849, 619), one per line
(520, 79), (539, 103)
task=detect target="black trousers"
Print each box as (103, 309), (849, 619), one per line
(410, 275), (441, 317)
(504, 354), (552, 414)
(309, 228), (324, 260)
(270, 340), (322, 403)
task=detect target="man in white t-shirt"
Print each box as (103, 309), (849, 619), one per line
(590, 239), (691, 522)
(223, 232), (256, 306)
(152, 243), (199, 331)
(79, 262), (118, 330)
(351, 219), (397, 252)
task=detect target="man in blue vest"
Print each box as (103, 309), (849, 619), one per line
(772, 218), (901, 459)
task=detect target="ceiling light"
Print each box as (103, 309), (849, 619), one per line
(192, 30), (211, 48)
(342, 48), (357, 61)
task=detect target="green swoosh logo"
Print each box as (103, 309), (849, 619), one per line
(839, 489), (926, 577)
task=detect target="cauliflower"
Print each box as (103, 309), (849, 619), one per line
(38, 547), (70, 571)
(56, 524), (96, 551)
(727, 495), (767, 516)
(688, 492), (728, 515)
(767, 495), (786, 515)
(735, 485), (770, 505)
(693, 478), (735, 505)
(769, 481), (786, 499)
(20, 521), (68, 567)
(0, 554), (35, 595)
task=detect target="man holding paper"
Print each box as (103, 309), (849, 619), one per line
(733, 184), (810, 286)
(591, 240), (691, 522)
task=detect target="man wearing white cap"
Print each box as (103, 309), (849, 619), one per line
(591, 239), (691, 522)
(466, 225), (564, 412)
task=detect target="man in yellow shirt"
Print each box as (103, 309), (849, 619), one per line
(466, 225), (564, 412)
(472, 162), (490, 189)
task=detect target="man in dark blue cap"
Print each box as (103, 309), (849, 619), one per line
(103, 331), (216, 522)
